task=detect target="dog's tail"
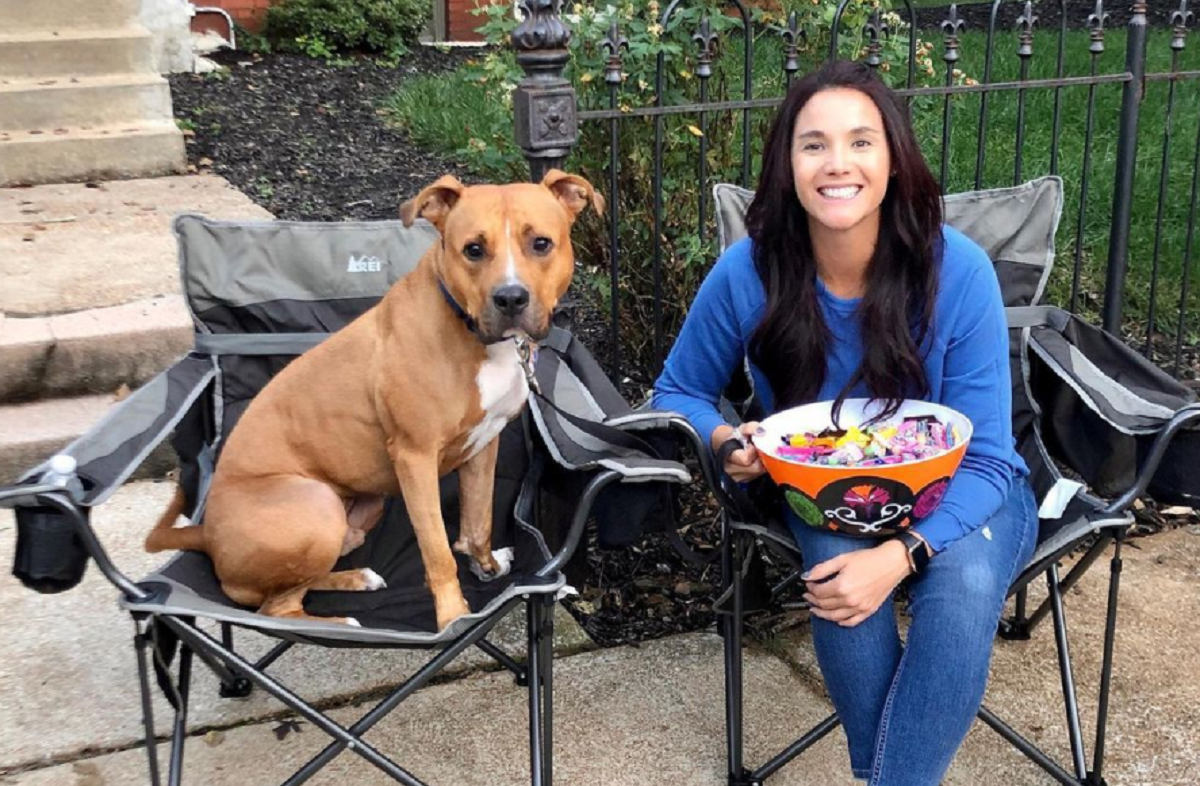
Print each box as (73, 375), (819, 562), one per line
(144, 485), (206, 553)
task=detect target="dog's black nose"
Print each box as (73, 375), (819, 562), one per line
(492, 285), (530, 316)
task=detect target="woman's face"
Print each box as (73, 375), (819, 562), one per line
(790, 87), (892, 239)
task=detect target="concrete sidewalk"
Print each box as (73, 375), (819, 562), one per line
(2, 480), (1199, 785)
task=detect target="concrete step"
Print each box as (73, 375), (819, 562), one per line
(0, 27), (154, 80)
(0, 73), (174, 132)
(0, 0), (140, 33)
(0, 393), (177, 484)
(0, 120), (185, 187)
(0, 297), (192, 404)
(0, 72), (175, 133)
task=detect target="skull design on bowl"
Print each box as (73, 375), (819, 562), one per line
(783, 475), (953, 537)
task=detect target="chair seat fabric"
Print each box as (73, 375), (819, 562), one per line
(123, 425), (564, 646)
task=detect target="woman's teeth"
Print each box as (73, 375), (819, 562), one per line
(820, 186), (861, 200)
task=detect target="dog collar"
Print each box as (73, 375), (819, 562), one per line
(438, 279), (479, 335)
(438, 279), (540, 393)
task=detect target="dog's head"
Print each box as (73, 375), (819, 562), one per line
(400, 170), (604, 343)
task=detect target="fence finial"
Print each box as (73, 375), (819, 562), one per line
(941, 5), (964, 65)
(511, 0), (578, 181)
(782, 11), (803, 82)
(1016, 1), (1038, 59)
(1088, 1), (1109, 54)
(1172, 1), (1194, 51)
(693, 17), (718, 79)
(864, 9), (888, 69)
(602, 21), (629, 86)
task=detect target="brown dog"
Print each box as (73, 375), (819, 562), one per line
(146, 171), (603, 630)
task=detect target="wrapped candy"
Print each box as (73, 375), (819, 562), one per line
(779, 415), (957, 467)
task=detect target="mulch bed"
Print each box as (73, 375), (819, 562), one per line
(169, 48), (481, 223)
(168, 40), (1197, 648)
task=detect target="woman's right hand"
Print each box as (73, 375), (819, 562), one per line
(712, 422), (766, 483)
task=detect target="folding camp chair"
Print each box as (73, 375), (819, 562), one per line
(1, 214), (702, 786)
(703, 177), (1200, 786)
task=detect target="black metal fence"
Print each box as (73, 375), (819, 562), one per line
(509, 1), (1200, 386)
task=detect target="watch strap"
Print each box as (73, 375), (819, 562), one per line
(897, 530), (931, 574)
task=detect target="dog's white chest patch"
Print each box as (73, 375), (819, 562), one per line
(463, 341), (529, 460)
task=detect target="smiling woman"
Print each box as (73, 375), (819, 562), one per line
(651, 60), (1038, 786)
(790, 88), (893, 297)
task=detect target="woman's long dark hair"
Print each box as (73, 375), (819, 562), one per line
(746, 60), (942, 423)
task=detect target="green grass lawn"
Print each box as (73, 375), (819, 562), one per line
(387, 24), (1200, 349)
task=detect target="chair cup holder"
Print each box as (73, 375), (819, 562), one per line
(13, 506), (90, 594)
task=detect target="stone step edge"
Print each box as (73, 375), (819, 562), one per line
(0, 119), (182, 145)
(0, 72), (167, 91)
(0, 295), (193, 404)
(0, 393), (177, 485)
(0, 27), (152, 44)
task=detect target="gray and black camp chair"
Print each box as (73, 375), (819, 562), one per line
(1, 214), (702, 786)
(703, 177), (1200, 786)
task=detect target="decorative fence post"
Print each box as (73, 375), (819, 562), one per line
(511, 0), (579, 182)
(1102, 1), (1149, 333)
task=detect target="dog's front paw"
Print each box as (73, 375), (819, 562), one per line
(468, 547), (514, 582)
(435, 596), (471, 631)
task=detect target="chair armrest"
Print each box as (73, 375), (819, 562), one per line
(1103, 402), (1200, 515)
(531, 410), (703, 578)
(9, 354), (214, 508)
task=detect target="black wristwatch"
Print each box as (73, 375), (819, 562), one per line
(896, 531), (932, 575)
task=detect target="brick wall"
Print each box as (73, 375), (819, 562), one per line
(191, 0), (503, 42)
(191, 0), (272, 36)
(447, 0), (496, 43)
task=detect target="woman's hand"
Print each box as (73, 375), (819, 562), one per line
(711, 422), (766, 483)
(802, 540), (913, 627)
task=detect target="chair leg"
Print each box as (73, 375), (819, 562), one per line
(1048, 564), (1089, 781)
(217, 622), (253, 699)
(999, 585), (1033, 641)
(541, 596), (555, 786)
(723, 525), (748, 786)
(1088, 530), (1126, 786)
(527, 597), (548, 786)
(168, 640), (194, 786)
(134, 619), (163, 786)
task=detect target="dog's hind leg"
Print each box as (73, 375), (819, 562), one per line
(144, 485), (206, 553)
(256, 569), (388, 627)
(340, 495), (386, 556)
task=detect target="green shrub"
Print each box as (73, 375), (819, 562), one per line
(265, 0), (428, 56)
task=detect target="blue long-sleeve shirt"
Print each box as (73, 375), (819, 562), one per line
(652, 227), (1027, 553)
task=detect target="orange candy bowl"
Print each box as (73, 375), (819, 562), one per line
(751, 399), (973, 537)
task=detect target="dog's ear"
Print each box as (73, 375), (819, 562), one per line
(540, 170), (605, 221)
(400, 176), (465, 230)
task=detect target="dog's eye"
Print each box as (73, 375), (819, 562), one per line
(532, 237), (553, 255)
(463, 243), (485, 261)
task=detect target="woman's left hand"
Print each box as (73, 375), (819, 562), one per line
(802, 541), (913, 627)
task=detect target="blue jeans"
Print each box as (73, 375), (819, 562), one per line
(786, 478), (1038, 786)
